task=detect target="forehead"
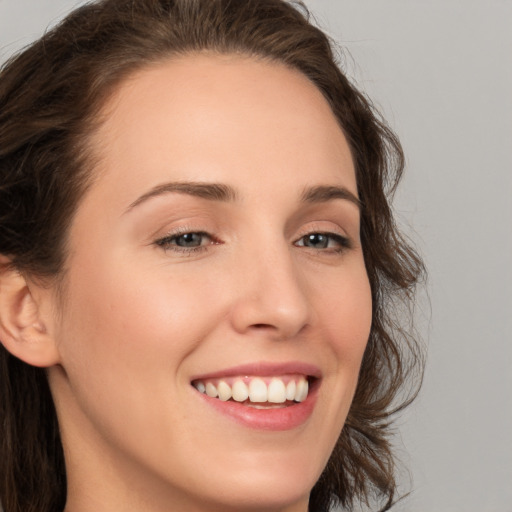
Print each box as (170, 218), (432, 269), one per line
(86, 53), (356, 205)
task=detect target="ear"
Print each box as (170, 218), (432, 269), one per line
(0, 256), (60, 367)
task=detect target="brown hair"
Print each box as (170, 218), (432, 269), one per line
(0, 1), (425, 511)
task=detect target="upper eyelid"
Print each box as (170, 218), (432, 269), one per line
(293, 221), (349, 239)
(153, 224), (210, 240)
(153, 219), (350, 239)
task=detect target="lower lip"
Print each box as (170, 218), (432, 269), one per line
(194, 382), (319, 431)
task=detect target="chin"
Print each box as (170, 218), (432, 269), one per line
(182, 454), (321, 512)
(200, 484), (311, 512)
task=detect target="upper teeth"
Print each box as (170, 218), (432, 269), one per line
(193, 376), (309, 404)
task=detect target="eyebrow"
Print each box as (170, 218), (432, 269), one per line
(126, 181), (238, 211)
(300, 185), (362, 209)
(125, 181), (361, 213)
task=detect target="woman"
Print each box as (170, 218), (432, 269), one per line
(0, 1), (424, 511)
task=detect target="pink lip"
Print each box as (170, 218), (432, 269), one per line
(190, 361), (322, 381)
(190, 361), (321, 431)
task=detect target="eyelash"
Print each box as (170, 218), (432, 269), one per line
(154, 230), (351, 255)
(155, 229), (217, 254)
(295, 232), (351, 253)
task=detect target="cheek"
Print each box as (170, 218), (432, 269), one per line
(316, 265), (372, 359)
(51, 258), (223, 459)
(311, 264), (372, 419)
(59, 265), (203, 365)
(55, 251), (232, 399)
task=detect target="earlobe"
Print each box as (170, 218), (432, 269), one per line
(0, 257), (60, 368)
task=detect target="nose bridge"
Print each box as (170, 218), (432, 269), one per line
(229, 232), (311, 339)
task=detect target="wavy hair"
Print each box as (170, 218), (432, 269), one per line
(0, 1), (425, 511)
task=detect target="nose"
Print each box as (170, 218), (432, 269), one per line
(228, 242), (312, 340)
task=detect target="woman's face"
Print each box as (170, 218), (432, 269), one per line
(46, 55), (372, 512)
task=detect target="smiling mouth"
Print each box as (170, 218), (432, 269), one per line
(191, 375), (314, 407)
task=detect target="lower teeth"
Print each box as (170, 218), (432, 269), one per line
(246, 403), (289, 409)
(237, 399), (296, 409)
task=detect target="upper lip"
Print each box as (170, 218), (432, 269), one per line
(190, 361), (322, 382)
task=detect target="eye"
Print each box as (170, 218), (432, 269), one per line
(295, 232), (350, 252)
(155, 231), (215, 252)
(171, 232), (207, 248)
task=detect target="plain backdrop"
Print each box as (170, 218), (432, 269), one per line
(1, 1), (511, 511)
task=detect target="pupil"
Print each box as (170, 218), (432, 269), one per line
(177, 233), (201, 247)
(306, 234), (328, 248)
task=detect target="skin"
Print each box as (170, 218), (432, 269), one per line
(24, 55), (372, 512)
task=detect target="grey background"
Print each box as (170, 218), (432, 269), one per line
(1, 1), (511, 511)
